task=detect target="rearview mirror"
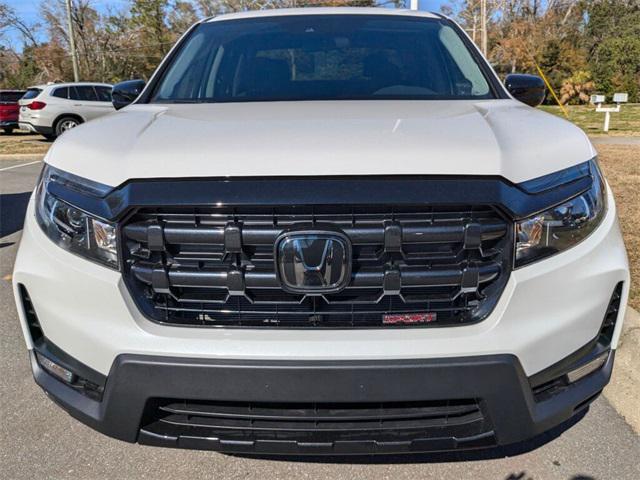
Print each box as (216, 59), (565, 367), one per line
(112, 79), (146, 110)
(504, 74), (546, 107)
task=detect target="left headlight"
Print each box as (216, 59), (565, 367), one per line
(515, 159), (607, 268)
(35, 165), (118, 269)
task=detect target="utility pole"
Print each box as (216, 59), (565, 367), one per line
(480, 0), (488, 57)
(410, 0), (419, 11)
(480, 0), (487, 57)
(472, 13), (477, 42)
(65, 0), (80, 82)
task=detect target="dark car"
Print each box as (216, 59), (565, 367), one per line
(0, 89), (26, 134)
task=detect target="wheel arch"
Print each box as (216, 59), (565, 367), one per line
(53, 113), (85, 132)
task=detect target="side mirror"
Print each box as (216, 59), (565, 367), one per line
(505, 74), (546, 107)
(112, 79), (146, 110)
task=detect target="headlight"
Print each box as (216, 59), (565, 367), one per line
(35, 165), (118, 269)
(515, 159), (606, 268)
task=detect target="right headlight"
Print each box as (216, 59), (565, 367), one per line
(34, 164), (118, 269)
(515, 159), (607, 268)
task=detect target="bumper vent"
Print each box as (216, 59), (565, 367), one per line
(122, 204), (511, 328)
(600, 282), (624, 343)
(18, 284), (43, 343)
(140, 398), (495, 453)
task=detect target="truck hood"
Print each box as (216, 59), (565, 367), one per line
(47, 99), (595, 187)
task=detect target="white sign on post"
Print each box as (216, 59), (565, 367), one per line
(613, 93), (628, 104)
(594, 93), (628, 132)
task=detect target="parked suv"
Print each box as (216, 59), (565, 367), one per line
(18, 82), (113, 139)
(13, 8), (629, 455)
(0, 89), (26, 134)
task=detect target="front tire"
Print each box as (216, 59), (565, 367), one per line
(55, 116), (81, 137)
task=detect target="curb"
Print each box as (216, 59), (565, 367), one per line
(604, 306), (640, 434)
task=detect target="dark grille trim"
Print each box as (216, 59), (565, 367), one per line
(130, 262), (501, 291)
(123, 219), (508, 247)
(140, 398), (494, 449)
(48, 174), (593, 222)
(157, 400), (482, 423)
(121, 203), (512, 329)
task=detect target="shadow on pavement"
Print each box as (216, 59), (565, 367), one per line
(230, 409), (588, 465)
(0, 191), (31, 238)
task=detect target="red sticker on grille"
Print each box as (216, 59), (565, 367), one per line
(382, 313), (437, 325)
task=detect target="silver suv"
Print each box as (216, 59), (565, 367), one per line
(18, 82), (113, 139)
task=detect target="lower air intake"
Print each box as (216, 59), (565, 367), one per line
(139, 398), (495, 454)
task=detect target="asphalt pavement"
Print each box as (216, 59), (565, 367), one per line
(1, 159), (639, 480)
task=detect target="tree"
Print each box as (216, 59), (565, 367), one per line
(1, 1), (47, 87)
(0, 1), (40, 48)
(444, 1), (590, 104)
(441, 0), (498, 46)
(560, 70), (595, 104)
(169, 1), (199, 33)
(130, 0), (172, 73)
(0, 0), (634, 102)
(585, 0), (640, 102)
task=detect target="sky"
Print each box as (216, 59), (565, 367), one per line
(2, 0), (125, 47)
(1, 0), (447, 48)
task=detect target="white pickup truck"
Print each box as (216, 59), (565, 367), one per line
(13, 8), (629, 455)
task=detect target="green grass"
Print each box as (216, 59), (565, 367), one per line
(539, 103), (640, 136)
(598, 145), (640, 311)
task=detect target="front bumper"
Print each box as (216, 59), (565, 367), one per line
(13, 181), (630, 454)
(13, 187), (629, 377)
(30, 338), (614, 454)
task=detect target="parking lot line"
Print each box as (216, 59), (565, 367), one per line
(0, 160), (42, 172)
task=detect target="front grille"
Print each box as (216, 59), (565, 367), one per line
(121, 204), (511, 328)
(140, 398), (495, 452)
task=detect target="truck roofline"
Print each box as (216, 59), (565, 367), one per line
(206, 7), (442, 24)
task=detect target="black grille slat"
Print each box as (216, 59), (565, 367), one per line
(130, 263), (500, 290)
(157, 414), (483, 432)
(123, 220), (507, 246)
(158, 401), (479, 421)
(122, 204), (511, 328)
(156, 306), (474, 316)
(161, 287), (469, 307)
(142, 399), (490, 442)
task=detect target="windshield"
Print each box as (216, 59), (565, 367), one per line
(151, 15), (495, 103)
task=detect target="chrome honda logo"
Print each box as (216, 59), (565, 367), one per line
(275, 230), (351, 294)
